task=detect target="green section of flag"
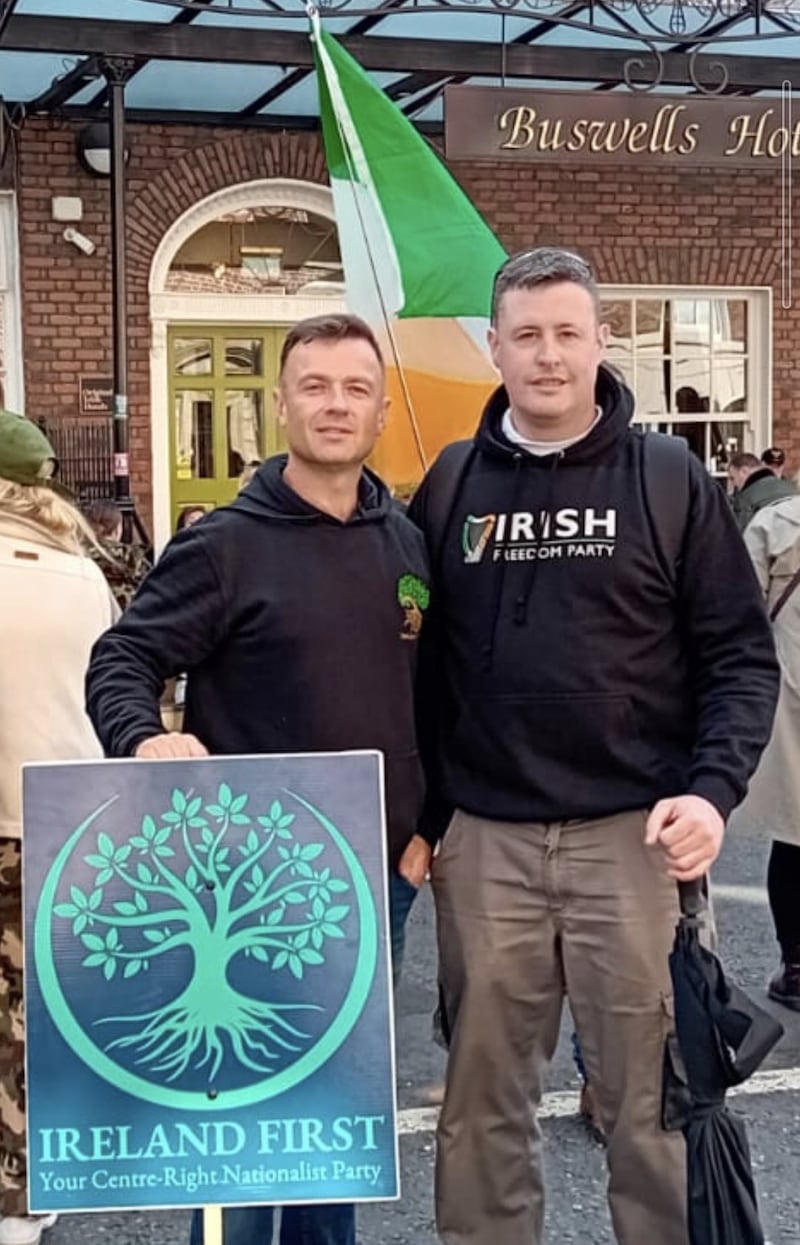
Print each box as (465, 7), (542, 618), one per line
(313, 25), (507, 320)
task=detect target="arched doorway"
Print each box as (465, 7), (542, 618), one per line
(149, 179), (344, 549)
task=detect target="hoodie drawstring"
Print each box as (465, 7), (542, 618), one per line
(481, 452), (525, 672)
(512, 451), (564, 626)
(481, 450), (564, 671)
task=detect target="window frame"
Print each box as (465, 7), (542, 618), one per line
(598, 284), (771, 475)
(0, 192), (24, 413)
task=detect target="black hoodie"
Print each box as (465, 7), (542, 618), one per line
(86, 457), (429, 866)
(410, 366), (779, 828)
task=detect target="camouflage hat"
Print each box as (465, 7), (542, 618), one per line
(0, 409), (59, 487)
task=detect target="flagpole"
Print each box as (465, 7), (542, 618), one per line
(309, 7), (428, 474)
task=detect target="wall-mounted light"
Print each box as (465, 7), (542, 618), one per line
(240, 246), (283, 280)
(76, 122), (129, 178)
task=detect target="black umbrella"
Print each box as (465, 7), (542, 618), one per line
(662, 878), (785, 1245)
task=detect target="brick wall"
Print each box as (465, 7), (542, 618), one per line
(13, 118), (792, 527)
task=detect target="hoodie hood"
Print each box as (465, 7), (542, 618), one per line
(476, 363), (634, 463)
(228, 454), (392, 524)
(740, 466), (777, 493)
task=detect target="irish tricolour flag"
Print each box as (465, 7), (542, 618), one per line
(311, 16), (507, 491)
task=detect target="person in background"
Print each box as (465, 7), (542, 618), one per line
(0, 410), (116, 1245)
(762, 446), (788, 478)
(83, 499), (151, 612)
(728, 451), (796, 533)
(85, 314), (433, 1245)
(175, 504), (207, 531)
(84, 498), (123, 543)
(238, 460), (261, 491)
(742, 491), (800, 1012)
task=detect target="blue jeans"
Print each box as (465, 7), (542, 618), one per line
(189, 869), (418, 1245)
(189, 1202), (355, 1245)
(388, 869), (418, 987)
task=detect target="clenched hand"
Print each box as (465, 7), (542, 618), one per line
(645, 794), (724, 881)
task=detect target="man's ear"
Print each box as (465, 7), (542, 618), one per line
(274, 385), (287, 428)
(377, 395), (390, 435)
(597, 321), (611, 350)
(487, 325), (500, 369)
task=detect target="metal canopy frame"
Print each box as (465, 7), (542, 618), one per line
(1, 1), (799, 129)
(1, 0), (793, 538)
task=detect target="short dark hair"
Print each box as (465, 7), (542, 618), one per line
(728, 452), (761, 471)
(491, 247), (598, 324)
(279, 314), (384, 375)
(761, 446), (786, 467)
(176, 505), (207, 530)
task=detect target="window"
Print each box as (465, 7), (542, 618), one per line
(167, 325), (288, 526)
(599, 289), (769, 476)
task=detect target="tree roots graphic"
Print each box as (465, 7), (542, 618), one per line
(101, 983), (319, 1081)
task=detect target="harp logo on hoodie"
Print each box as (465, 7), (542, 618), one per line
(462, 508), (617, 564)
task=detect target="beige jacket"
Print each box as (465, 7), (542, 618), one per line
(741, 496), (800, 845)
(0, 514), (116, 839)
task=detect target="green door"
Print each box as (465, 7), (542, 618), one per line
(168, 326), (288, 529)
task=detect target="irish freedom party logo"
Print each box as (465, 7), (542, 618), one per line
(462, 514), (497, 564)
(34, 780), (377, 1111)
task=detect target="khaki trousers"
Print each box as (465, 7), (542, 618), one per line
(433, 809), (690, 1245)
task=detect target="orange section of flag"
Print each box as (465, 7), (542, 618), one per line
(368, 319), (497, 494)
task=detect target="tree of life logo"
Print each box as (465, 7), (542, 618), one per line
(34, 781), (377, 1111)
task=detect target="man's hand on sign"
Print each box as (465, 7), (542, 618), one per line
(134, 732), (209, 759)
(398, 833), (432, 889)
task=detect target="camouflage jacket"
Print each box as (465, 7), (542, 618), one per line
(90, 540), (152, 611)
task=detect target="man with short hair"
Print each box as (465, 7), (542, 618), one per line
(86, 313), (433, 1245)
(728, 450), (796, 531)
(410, 248), (779, 1245)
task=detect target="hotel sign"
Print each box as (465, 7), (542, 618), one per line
(445, 85), (797, 167)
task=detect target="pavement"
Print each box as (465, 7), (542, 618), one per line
(42, 814), (800, 1244)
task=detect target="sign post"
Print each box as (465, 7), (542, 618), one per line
(202, 1205), (223, 1244)
(23, 753), (398, 1220)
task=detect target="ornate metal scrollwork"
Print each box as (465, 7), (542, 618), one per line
(687, 45), (730, 93)
(622, 46), (666, 92)
(138, 0), (794, 32)
(137, 0), (800, 94)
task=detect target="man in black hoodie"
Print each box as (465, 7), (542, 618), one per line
(409, 250), (779, 1245)
(86, 313), (432, 1245)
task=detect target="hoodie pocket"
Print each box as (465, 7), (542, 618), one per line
(451, 691), (640, 791)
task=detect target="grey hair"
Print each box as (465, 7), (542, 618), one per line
(491, 247), (598, 324)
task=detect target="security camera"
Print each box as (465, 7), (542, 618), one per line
(63, 226), (96, 256)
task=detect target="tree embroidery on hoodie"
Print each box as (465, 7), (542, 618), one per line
(397, 574), (430, 641)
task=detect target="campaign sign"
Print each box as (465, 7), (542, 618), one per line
(23, 752), (397, 1213)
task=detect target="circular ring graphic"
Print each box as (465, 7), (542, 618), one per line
(34, 789), (378, 1110)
